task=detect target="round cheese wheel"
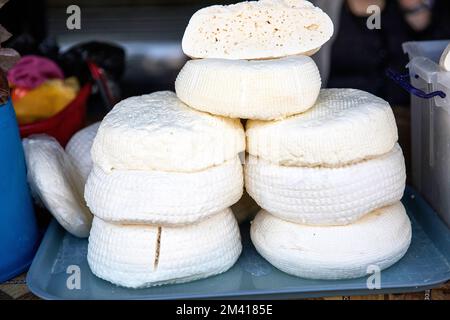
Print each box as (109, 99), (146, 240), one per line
(85, 156), (243, 225)
(65, 122), (100, 194)
(88, 209), (242, 288)
(175, 56), (321, 120)
(91, 91), (245, 173)
(22, 135), (92, 238)
(439, 42), (450, 71)
(246, 89), (398, 166)
(251, 202), (412, 280)
(181, 0), (333, 60)
(245, 144), (406, 225)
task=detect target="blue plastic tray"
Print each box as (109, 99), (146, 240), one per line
(27, 187), (450, 300)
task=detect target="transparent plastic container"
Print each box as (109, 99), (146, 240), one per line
(402, 40), (450, 228)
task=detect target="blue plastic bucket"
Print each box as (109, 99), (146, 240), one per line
(0, 98), (39, 282)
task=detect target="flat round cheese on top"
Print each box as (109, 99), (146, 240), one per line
(246, 89), (398, 167)
(245, 144), (406, 225)
(88, 208), (242, 288)
(85, 156), (243, 225)
(91, 91), (245, 173)
(175, 56), (321, 120)
(182, 0), (334, 60)
(251, 202), (412, 280)
(65, 122), (100, 194)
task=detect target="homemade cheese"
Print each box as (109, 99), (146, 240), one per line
(182, 0), (333, 60)
(175, 56), (321, 120)
(251, 202), (411, 280)
(65, 122), (100, 194)
(91, 91), (245, 173)
(88, 208), (242, 288)
(439, 42), (450, 71)
(22, 135), (92, 238)
(245, 144), (406, 225)
(85, 156), (243, 225)
(247, 89), (398, 167)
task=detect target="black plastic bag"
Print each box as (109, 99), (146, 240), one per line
(59, 41), (125, 85)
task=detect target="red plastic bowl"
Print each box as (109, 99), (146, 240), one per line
(19, 84), (92, 147)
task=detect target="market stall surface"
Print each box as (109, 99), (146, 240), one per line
(1, 275), (449, 300)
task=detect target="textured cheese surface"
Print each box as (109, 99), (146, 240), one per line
(247, 89), (398, 166)
(251, 202), (412, 280)
(91, 91), (245, 173)
(245, 144), (406, 225)
(85, 156), (243, 225)
(65, 122), (100, 195)
(182, 0), (334, 59)
(88, 209), (242, 288)
(22, 135), (92, 238)
(175, 56), (321, 120)
(439, 42), (450, 71)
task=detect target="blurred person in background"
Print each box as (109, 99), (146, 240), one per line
(311, 0), (450, 178)
(311, 0), (450, 106)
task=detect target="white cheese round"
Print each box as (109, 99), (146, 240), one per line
(182, 0), (333, 60)
(175, 56), (321, 120)
(245, 144), (406, 225)
(88, 208), (242, 288)
(91, 91), (245, 173)
(247, 89), (398, 166)
(251, 202), (411, 280)
(85, 156), (243, 225)
(22, 135), (92, 238)
(65, 122), (100, 194)
(439, 42), (450, 71)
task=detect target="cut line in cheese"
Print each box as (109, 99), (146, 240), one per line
(22, 135), (92, 238)
(246, 89), (398, 167)
(182, 0), (334, 60)
(91, 91), (245, 173)
(85, 156), (244, 225)
(245, 144), (406, 225)
(251, 202), (412, 280)
(175, 55), (321, 120)
(87, 208), (242, 288)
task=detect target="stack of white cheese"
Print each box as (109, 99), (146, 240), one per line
(22, 0), (413, 286)
(84, 92), (245, 288)
(177, 0), (412, 280)
(246, 89), (412, 279)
